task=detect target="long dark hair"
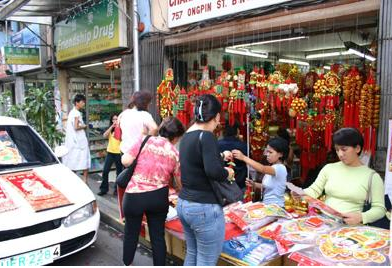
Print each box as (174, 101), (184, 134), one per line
(194, 94), (222, 123)
(109, 113), (119, 133)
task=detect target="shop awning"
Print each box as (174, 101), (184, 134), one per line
(0, 0), (85, 22)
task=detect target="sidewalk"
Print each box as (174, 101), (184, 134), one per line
(87, 174), (181, 266)
(88, 174), (124, 233)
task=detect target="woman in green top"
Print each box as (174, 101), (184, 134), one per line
(301, 128), (386, 225)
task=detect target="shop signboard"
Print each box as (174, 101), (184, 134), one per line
(168, 0), (292, 28)
(385, 119), (392, 202)
(7, 23), (41, 73)
(4, 46), (40, 65)
(54, 0), (127, 62)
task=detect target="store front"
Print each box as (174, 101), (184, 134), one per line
(159, 0), (382, 180)
(144, 1), (392, 265)
(54, 0), (128, 172)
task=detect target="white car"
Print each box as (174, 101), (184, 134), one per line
(0, 116), (100, 266)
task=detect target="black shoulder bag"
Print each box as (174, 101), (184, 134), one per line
(116, 135), (151, 189)
(199, 132), (243, 206)
(362, 171), (390, 229)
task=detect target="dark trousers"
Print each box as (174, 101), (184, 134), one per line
(122, 187), (169, 266)
(100, 152), (123, 193)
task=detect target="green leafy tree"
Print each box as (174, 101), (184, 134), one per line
(0, 90), (23, 119)
(0, 88), (64, 148)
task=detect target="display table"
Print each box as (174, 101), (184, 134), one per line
(139, 225), (284, 266)
(137, 200), (390, 266)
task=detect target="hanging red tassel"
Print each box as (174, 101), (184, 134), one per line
(354, 104), (360, 129)
(300, 153), (309, 180)
(320, 96), (326, 110)
(276, 96), (281, 112)
(363, 127), (370, 153)
(351, 103), (355, 127)
(290, 118), (295, 131)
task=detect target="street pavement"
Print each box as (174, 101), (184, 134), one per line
(52, 174), (180, 266)
(51, 222), (155, 266)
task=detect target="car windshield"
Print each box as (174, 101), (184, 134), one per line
(0, 126), (58, 171)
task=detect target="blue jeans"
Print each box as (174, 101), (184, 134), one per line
(177, 198), (225, 266)
(100, 152), (123, 193)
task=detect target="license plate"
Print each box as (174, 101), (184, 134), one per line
(0, 244), (60, 266)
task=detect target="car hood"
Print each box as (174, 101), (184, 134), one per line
(0, 164), (96, 231)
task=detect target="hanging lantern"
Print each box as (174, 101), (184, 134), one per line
(157, 68), (175, 119)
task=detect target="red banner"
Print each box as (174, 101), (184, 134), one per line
(0, 182), (17, 213)
(1, 171), (72, 212)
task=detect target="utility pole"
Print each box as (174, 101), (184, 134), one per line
(132, 0), (140, 92)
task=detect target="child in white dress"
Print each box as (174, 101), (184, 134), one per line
(62, 94), (91, 184)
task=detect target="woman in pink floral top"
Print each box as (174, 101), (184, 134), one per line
(121, 117), (185, 266)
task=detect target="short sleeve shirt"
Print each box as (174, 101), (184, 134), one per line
(119, 108), (156, 153)
(262, 164), (287, 207)
(125, 136), (180, 193)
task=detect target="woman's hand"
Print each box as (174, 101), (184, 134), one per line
(222, 150), (233, 161)
(246, 178), (262, 191)
(342, 212), (363, 225)
(290, 190), (304, 203)
(232, 149), (245, 161)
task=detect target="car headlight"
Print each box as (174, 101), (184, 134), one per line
(63, 201), (98, 227)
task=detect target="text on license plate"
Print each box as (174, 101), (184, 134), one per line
(0, 244), (60, 266)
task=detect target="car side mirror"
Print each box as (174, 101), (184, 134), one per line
(54, 145), (68, 158)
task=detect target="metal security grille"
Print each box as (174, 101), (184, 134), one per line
(140, 37), (165, 122)
(377, 0), (392, 149)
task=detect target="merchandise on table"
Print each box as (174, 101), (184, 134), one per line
(225, 201), (292, 231)
(222, 233), (266, 260)
(258, 215), (341, 255)
(242, 240), (279, 265)
(288, 225), (390, 266)
(302, 195), (344, 223)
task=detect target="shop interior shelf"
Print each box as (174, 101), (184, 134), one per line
(91, 155), (105, 159)
(89, 136), (106, 141)
(90, 145), (107, 151)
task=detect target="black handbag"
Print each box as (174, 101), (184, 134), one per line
(362, 171), (390, 229)
(209, 179), (244, 206)
(116, 135), (151, 189)
(198, 132), (243, 206)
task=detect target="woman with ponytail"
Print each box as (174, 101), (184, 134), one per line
(177, 94), (235, 266)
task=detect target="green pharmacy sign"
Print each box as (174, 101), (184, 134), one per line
(4, 46), (40, 65)
(54, 0), (127, 62)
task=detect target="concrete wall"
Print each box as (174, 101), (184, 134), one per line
(57, 69), (70, 129)
(375, 0), (392, 172)
(150, 0), (169, 32)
